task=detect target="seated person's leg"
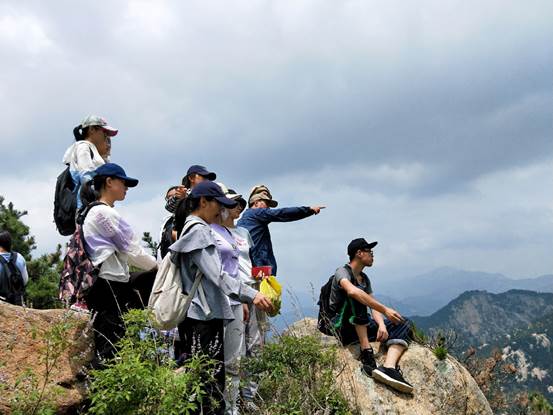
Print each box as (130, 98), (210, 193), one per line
(349, 299), (377, 375)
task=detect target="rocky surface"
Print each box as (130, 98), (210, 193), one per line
(287, 318), (493, 415)
(0, 301), (93, 414)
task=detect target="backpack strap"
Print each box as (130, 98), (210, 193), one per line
(178, 219), (210, 316)
(0, 255), (7, 266)
(76, 201), (107, 226)
(8, 252), (18, 267)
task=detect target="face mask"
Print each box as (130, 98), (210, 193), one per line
(221, 208), (230, 221)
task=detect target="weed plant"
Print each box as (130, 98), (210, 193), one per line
(246, 333), (355, 415)
(10, 312), (80, 415)
(87, 309), (216, 415)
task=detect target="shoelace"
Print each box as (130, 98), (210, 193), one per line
(396, 365), (404, 377)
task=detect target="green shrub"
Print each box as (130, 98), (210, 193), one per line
(246, 334), (355, 414)
(88, 309), (215, 415)
(25, 246), (64, 309)
(433, 345), (448, 360)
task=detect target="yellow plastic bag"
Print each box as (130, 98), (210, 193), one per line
(260, 276), (282, 317)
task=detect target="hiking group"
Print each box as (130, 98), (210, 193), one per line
(1, 114), (414, 414)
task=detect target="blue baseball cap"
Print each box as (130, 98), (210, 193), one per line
(190, 181), (238, 208)
(186, 165), (216, 180)
(94, 163), (139, 187)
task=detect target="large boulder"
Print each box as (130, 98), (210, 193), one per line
(0, 301), (93, 414)
(287, 318), (493, 415)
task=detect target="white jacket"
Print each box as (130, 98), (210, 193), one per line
(83, 204), (157, 282)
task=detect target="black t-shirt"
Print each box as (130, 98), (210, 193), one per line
(328, 264), (372, 314)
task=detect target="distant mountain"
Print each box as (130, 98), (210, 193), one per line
(412, 289), (553, 351)
(412, 290), (553, 402)
(378, 267), (553, 316)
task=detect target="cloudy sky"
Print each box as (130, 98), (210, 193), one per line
(1, 0), (551, 294)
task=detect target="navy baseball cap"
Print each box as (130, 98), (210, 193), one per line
(94, 163), (139, 187)
(186, 165), (216, 180)
(347, 238), (377, 257)
(190, 181), (238, 208)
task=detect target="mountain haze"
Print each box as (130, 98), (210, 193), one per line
(377, 268), (553, 316)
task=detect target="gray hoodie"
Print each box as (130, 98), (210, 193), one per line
(169, 215), (258, 321)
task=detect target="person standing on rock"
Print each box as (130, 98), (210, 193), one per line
(327, 238), (414, 394)
(80, 163), (158, 368)
(62, 115), (118, 210)
(169, 181), (273, 415)
(237, 184), (324, 276)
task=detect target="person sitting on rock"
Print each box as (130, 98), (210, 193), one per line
(328, 238), (414, 394)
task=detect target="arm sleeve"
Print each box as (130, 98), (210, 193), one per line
(74, 142), (97, 182)
(190, 246), (258, 303)
(18, 254), (29, 286)
(95, 208), (157, 271)
(252, 206), (314, 224)
(165, 196), (179, 213)
(334, 267), (351, 286)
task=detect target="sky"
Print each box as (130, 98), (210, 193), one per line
(0, 0), (551, 294)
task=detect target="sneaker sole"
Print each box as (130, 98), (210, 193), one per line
(372, 369), (414, 394)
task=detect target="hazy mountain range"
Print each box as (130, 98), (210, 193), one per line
(411, 290), (553, 403)
(376, 267), (553, 316)
(275, 267), (553, 325)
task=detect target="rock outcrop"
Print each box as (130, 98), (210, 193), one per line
(287, 318), (493, 415)
(0, 301), (93, 414)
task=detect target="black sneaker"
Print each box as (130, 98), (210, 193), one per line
(372, 366), (414, 394)
(359, 348), (376, 377)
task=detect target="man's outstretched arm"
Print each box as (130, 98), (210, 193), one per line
(252, 206), (324, 224)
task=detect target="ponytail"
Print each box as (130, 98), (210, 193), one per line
(73, 125), (90, 141)
(80, 180), (99, 207)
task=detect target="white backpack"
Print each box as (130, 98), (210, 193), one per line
(148, 220), (208, 330)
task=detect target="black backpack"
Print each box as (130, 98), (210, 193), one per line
(158, 216), (175, 260)
(317, 269), (357, 343)
(54, 147), (94, 236)
(317, 275), (338, 336)
(0, 252), (25, 306)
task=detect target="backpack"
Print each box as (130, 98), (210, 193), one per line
(148, 220), (208, 330)
(317, 268), (357, 337)
(0, 253), (25, 306)
(54, 147), (94, 236)
(317, 275), (337, 336)
(58, 201), (104, 305)
(158, 216), (175, 260)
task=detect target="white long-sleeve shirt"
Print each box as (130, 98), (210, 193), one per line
(83, 204), (157, 282)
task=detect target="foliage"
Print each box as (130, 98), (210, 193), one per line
(528, 392), (553, 415)
(25, 245), (64, 309)
(10, 312), (80, 415)
(0, 196), (36, 260)
(411, 322), (427, 344)
(246, 334), (355, 415)
(142, 231), (159, 257)
(426, 329), (457, 361)
(0, 196), (63, 308)
(88, 309), (215, 415)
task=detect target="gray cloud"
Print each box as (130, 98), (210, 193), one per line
(0, 1), (552, 292)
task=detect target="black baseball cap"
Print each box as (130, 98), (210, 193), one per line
(190, 181), (238, 208)
(94, 163), (139, 187)
(347, 238), (378, 257)
(186, 165), (216, 180)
